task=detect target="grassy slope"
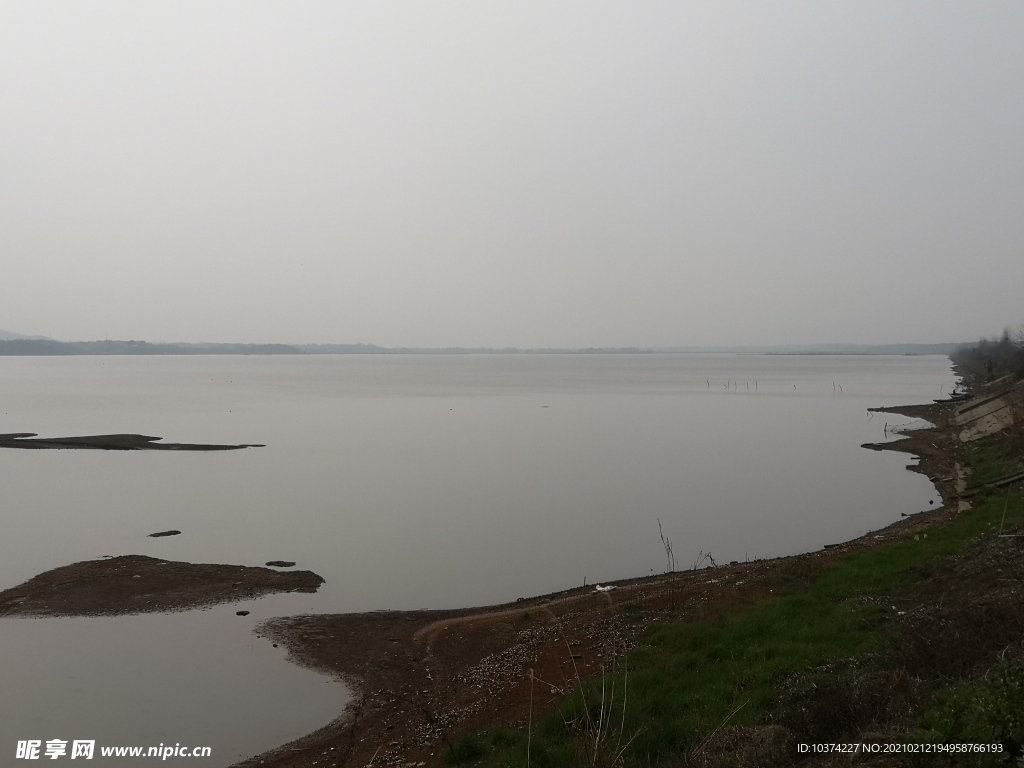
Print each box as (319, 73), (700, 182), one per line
(444, 428), (1024, 767)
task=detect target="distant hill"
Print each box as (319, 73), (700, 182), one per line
(0, 329), (53, 341)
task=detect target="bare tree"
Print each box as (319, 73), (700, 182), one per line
(1012, 321), (1024, 349)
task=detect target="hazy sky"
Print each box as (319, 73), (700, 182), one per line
(2, 2), (1022, 347)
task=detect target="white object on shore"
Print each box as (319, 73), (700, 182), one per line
(594, 585), (616, 592)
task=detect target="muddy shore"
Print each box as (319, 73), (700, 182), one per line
(0, 555), (324, 617)
(232, 396), (969, 768)
(0, 432), (262, 450)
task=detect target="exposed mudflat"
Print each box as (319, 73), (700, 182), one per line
(0, 555), (323, 617)
(0, 433), (263, 451)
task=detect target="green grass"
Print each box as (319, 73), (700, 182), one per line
(911, 658), (1024, 767)
(452, 434), (1023, 767)
(963, 430), (1020, 487)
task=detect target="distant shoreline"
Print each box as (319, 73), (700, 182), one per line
(0, 338), (964, 357)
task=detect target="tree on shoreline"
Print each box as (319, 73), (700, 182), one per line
(953, 324), (1024, 382)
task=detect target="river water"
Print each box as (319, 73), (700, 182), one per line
(0, 354), (953, 764)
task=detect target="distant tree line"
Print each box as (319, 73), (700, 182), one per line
(952, 323), (1024, 383)
(0, 339), (303, 356)
(0, 338), (981, 358)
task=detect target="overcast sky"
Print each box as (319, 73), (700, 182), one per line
(1, 2), (1022, 347)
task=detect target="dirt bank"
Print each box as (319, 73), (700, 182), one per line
(0, 555), (323, 617)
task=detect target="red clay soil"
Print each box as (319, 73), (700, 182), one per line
(235, 398), (968, 768)
(0, 555), (323, 617)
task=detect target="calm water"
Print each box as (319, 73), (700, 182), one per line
(0, 354), (952, 764)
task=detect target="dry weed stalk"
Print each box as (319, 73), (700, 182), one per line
(560, 636), (641, 767)
(691, 550), (717, 571)
(527, 667), (533, 767)
(657, 518), (677, 573)
(687, 697), (749, 763)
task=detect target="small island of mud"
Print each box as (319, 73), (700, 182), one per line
(0, 433), (263, 451)
(0, 555), (323, 618)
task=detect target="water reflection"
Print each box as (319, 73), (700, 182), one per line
(0, 598), (348, 766)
